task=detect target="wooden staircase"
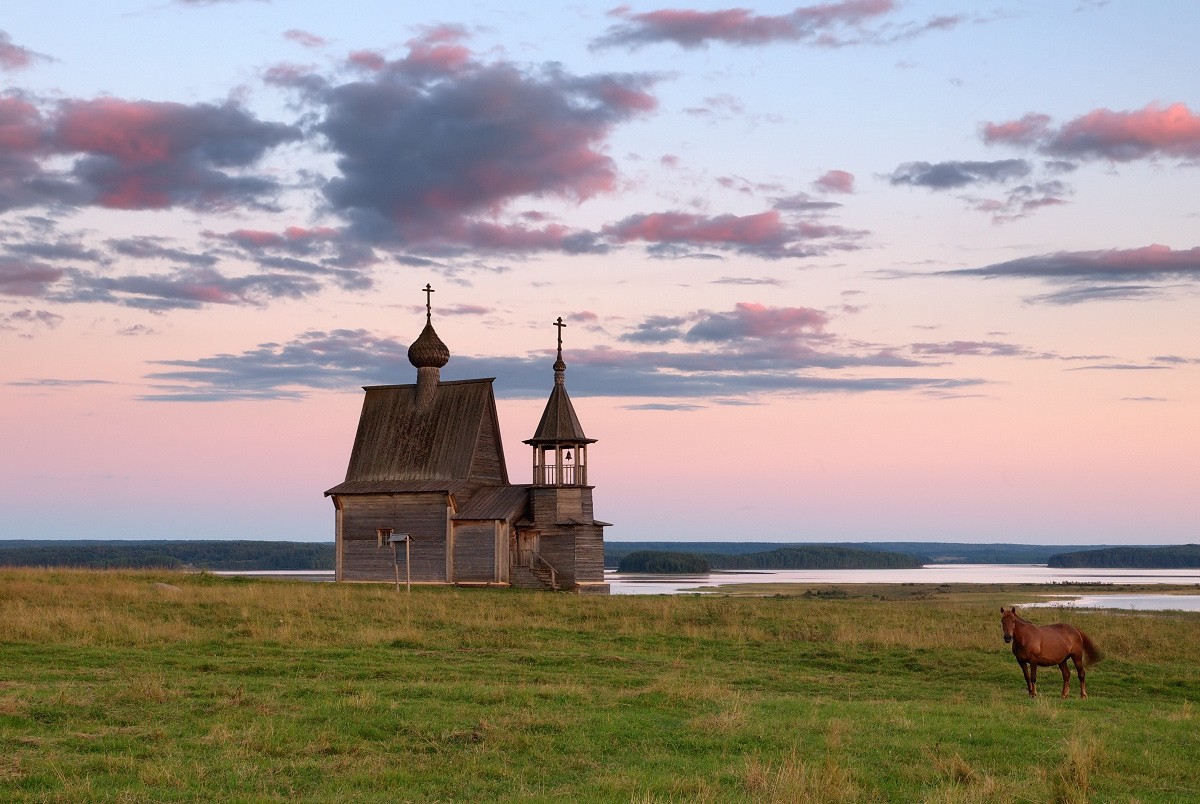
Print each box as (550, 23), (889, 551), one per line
(509, 553), (560, 590)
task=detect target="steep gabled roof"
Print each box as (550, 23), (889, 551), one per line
(524, 381), (594, 445)
(332, 378), (506, 489)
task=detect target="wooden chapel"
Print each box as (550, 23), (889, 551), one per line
(324, 285), (609, 593)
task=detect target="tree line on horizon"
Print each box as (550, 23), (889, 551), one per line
(616, 546), (923, 574)
(4, 540), (1195, 573)
(0, 541), (334, 571)
(1046, 544), (1200, 569)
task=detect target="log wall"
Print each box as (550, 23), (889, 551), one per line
(452, 522), (497, 582)
(336, 493), (449, 582)
(530, 487), (589, 523)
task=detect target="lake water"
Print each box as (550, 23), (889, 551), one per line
(605, 564), (1200, 611)
(215, 565), (1200, 611)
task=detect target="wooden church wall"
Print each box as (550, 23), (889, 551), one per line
(574, 527), (605, 584)
(452, 522), (497, 582)
(538, 530), (578, 587)
(338, 492), (449, 582)
(530, 487), (585, 524)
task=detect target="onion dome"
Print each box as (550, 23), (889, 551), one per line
(407, 320), (449, 368)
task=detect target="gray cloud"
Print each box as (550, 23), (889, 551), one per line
(141, 304), (978, 401)
(0, 97), (302, 214)
(888, 159), (1031, 189)
(272, 30), (656, 255)
(591, 2), (962, 51)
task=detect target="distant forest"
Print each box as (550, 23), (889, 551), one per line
(8, 540), (1196, 573)
(1047, 544), (1200, 569)
(617, 546), (921, 574)
(604, 541), (1099, 568)
(0, 541), (334, 571)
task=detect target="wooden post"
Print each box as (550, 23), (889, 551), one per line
(387, 533), (411, 593)
(392, 539), (400, 592)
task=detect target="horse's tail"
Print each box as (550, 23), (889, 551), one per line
(1080, 630), (1103, 666)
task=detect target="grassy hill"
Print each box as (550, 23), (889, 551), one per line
(1, 568), (1198, 801)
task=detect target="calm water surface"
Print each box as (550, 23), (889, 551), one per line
(606, 564), (1200, 611)
(216, 566), (1200, 610)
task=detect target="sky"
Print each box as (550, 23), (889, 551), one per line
(2, 0), (1198, 545)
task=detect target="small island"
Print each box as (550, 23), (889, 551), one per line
(617, 545), (922, 574)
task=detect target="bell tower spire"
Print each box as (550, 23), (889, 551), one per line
(525, 316), (595, 487)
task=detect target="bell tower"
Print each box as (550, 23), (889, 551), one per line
(524, 317), (597, 521)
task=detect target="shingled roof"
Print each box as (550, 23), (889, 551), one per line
(524, 318), (595, 446)
(326, 378), (505, 494)
(525, 382), (593, 445)
(452, 485), (531, 522)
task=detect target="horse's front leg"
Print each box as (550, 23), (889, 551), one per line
(1019, 660), (1036, 697)
(1058, 660), (1071, 698)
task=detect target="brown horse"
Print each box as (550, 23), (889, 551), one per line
(1000, 607), (1102, 698)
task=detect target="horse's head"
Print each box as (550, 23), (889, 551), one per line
(1000, 606), (1019, 644)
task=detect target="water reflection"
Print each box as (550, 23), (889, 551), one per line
(606, 564), (1200, 611)
(1028, 594), (1200, 612)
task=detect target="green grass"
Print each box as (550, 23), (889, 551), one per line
(1, 570), (1198, 802)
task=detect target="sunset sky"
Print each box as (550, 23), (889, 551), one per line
(3, 0), (1198, 545)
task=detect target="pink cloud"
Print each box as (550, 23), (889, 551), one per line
(717, 301), (828, 338)
(0, 95), (44, 151)
(984, 102), (1200, 162)
(283, 29), (327, 48)
(604, 209), (861, 258)
(813, 169), (854, 193)
(403, 26), (473, 74)
(221, 226), (341, 250)
(605, 210), (788, 246)
(48, 98), (300, 209)
(347, 50), (387, 71)
(981, 112), (1051, 147)
(0, 32), (43, 72)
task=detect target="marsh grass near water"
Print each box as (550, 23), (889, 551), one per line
(1, 570), (1198, 802)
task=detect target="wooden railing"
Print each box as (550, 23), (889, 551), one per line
(531, 552), (558, 591)
(536, 464), (584, 486)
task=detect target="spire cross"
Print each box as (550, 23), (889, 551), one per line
(423, 283), (434, 319)
(554, 316), (566, 359)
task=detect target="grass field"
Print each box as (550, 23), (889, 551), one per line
(1, 570), (1198, 802)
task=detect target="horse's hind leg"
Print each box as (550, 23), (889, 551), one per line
(1058, 660), (1071, 698)
(1073, 654), (1087, 698)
